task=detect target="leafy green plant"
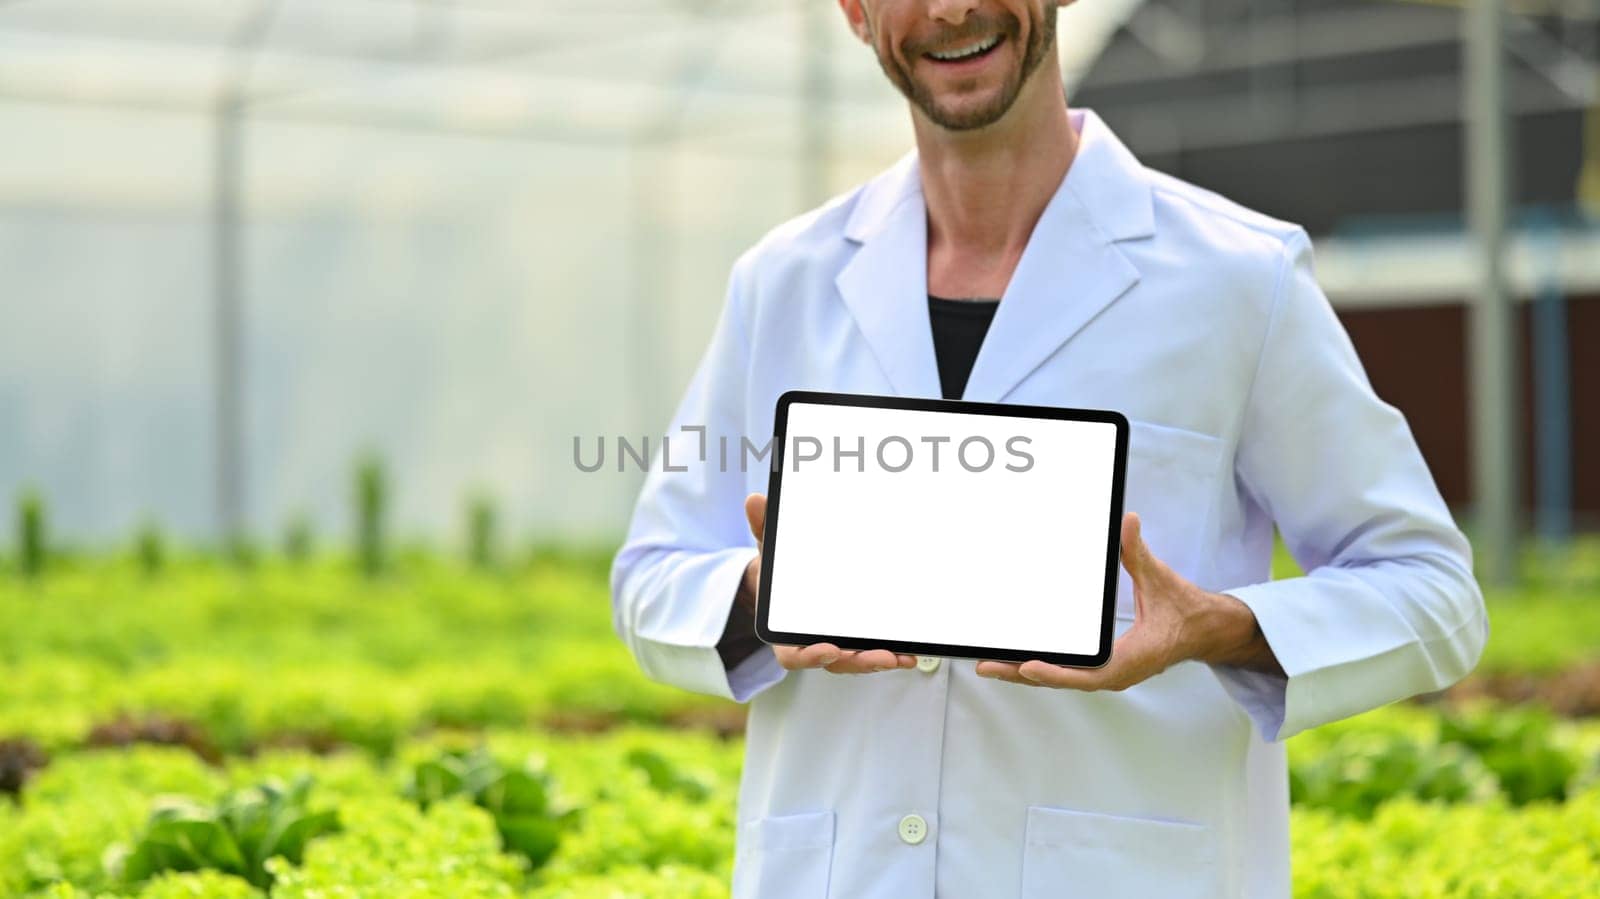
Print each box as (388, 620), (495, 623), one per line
(625, 748), (711, 802)
(226, 536), (259, 570)
(17, 488), (45, 577)
(5, 723), (1600, 897)
(406, 747), (578, 869)
(1290, 729), (1498, 818)
(282, 514), (314, 565)
(1292, 787), (1600, 898)
(1440, 706), (1582, 804)
(135, 520), (166, 577)
(466, 491), (497, 570)
(110, 775), (338, 889)
(354, 454), (387, 578)
(268, 794), (524, 898)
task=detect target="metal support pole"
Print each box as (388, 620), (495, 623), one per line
(214, 97), (245, 546)
(1464, 0), (1520, 585)
(1531, 211), (1571, 543)
(627, 138), (670, 444)
(800, 0), (832, 208)
(212, 0), (284, 549)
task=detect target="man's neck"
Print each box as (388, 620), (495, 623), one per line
(916, 70), (1079, 299)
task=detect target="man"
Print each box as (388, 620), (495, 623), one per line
(611, 1), (1488, 896)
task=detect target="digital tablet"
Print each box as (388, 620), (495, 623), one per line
(755, 390), (1130, 668)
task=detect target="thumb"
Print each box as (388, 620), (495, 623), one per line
(1119, 511), (1152, 582)
(745, 493), (767, 545)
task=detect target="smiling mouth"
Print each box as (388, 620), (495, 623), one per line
(924, 33), (1004, 63)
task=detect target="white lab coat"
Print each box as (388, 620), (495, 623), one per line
(611, 108), (1487, 899)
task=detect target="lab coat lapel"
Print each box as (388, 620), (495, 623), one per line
(962, 109), (1155, 404)
(834, 110), (1155, 404)
(835, 153), (945, 399)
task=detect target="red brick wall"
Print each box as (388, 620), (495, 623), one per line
(1336, 295), (1600, 526)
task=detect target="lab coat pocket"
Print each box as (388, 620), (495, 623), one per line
(1120, 420), (1225, 617)
(1021, 806), (1222, 899)
(732, 810), (834, 899)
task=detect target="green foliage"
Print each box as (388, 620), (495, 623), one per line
(32, 869), (262, 899)
(1519, 534), (1600, 593)
(1477, 586), (1600, 675)
(268, 795), (525, 899)
(1286, 704), (1599, 817)
(407, 747), (578, 868)
(1292, 787), (1600, 898)
(1438, 706), (1583, 804)
(281, 515), (313, 566)
(625, 747), (712, 802)
(3, 545), (1598, 895)
(0, 746), (223, 896)
(466, 491), (498, 570)
(224, 537), (257, 571)
(354, 454), (388, 578)
(18, 487), (46, 577)
(0, 560), (707, 753)
(1290, 724), (1499, 818)
(111, 775), (338, 889)
(4, 724), (1599, 898)
(132, 869), (262, 899)
(523, 542), (617, 581)
(134, 522), (166, 577)
(1272, 532), (1600, 676)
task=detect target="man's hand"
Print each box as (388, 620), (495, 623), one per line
(741, 493), (918, 675)
(974, 511), (1283, 690)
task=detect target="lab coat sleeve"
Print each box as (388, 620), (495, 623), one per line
(609, 255), (787, 703)
(1208, 230), (1489, 743)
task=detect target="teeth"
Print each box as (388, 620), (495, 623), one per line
(929, 35), (999, 61)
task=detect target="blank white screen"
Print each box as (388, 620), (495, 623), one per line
(766, 401), (1118, 658)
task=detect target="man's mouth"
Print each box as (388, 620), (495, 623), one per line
(923, 33), (1004, 64)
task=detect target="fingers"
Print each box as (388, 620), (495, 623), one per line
(826, 650), (916, 674)
(774, 644), (918, 674)
(744, 493), (766, 543)
(978, 656), (1117, 690)
(977, 626), (1162, 692)
(775, 643), (840, 670)
(740, 494), (767, 603)
(974, 660), (1028, 684)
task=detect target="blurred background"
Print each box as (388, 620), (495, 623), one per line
(2, 4), (1599, 897)
(3, 0), (1595, 571)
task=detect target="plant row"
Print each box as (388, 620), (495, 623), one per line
(5, 724), (1599, 899)
(6, 464), (581, 579)
(3, 728), (740, 899)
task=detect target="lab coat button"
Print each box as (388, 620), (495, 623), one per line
(916, 656), (942, 673)
(898, 814), (928, 845)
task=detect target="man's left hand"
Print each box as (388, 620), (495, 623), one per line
(975, 512), (1283, 690)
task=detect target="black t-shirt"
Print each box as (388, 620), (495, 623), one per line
(928, 295), (1001, 400)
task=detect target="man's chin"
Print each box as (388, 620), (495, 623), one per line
(902, 71), (1019, 129)
(918, 95), (1013, 132)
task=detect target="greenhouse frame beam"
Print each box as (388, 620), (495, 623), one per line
(0, 85), (785, 153)
(623, 0), (737, 491)
(1465, 0), (1521, 585)
(213, 0), (285, 547)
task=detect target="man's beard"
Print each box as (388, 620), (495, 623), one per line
(874, 5), (1058, 132)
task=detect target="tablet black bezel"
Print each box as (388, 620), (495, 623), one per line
(754, 389), (1130, 669)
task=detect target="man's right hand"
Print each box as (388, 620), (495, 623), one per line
(741, 493), (918, 675)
